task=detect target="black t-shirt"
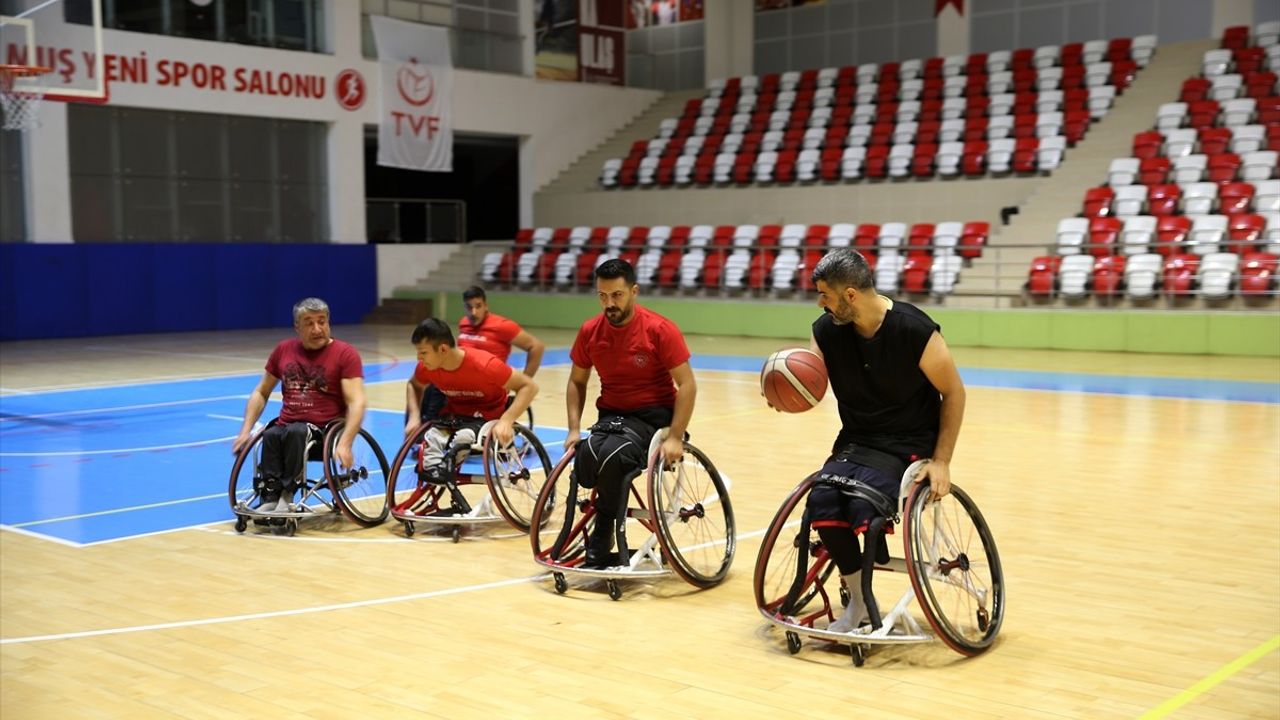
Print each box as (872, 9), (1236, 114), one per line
(812, 299), (942, 461)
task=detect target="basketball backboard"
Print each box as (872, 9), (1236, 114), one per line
(0, 0), (106, 103)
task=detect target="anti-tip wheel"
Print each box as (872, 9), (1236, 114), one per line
(234, 516), (247, 533)
(553, 572), (568, 595)
(451, 527), (461, 544)
(852, 644), (866, 667)
(402, 521), (415, 538)
(785, 631), (802, 655)
(607, 579), (622, 601)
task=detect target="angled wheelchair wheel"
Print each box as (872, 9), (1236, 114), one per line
(484, 423), (553, 532)
(386, 423), (445, 522)
(529, 447), (591, 566)
(324, 421), (390, 527)
(753, 477), (837, 621)
(649, 440), (735, 588)
(903, 481), (1005, 656)
(228, 424), (271, 519)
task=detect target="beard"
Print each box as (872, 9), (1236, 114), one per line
(604, 304), (632, 326)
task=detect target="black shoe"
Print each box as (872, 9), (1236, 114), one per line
(584, 520), (616, 569)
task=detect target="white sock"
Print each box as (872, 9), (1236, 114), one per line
(829, 571), (869, 633)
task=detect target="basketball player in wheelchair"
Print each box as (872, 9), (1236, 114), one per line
(784, 248), (964, 634)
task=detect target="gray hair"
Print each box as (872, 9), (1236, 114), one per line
(292, 297), (330, 322)
(811, 249), (874, 291)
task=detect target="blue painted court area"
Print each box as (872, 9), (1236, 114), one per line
(1, 353), (1275, 546)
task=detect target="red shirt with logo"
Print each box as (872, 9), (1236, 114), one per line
(267, 339), (363, 425)
(570, 305), (691, 411)
(457, 313), (522, 363)
(413, 348), (514, 420)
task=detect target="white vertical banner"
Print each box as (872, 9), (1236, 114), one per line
(371, 16), (453, 171)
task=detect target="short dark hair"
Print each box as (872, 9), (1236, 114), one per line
(411, 318), (455, 346)
(595, 258), (637, 286)
(462, 286), (487, 303)
(811, 249), (874, 291)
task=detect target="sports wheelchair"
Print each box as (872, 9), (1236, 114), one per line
(229, 418), (391, 536)
(530, 428), (735, 600)
(753, 461), (1004, 665)
(385, 418), (553, 542)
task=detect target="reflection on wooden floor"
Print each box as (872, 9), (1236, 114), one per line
(2, 325), (1277, 719)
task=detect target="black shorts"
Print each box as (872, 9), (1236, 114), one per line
(806, 458), (899, 530)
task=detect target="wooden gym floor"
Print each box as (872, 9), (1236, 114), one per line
(1, 323), (1277, 719)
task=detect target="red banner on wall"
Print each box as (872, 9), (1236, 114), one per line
(579, 0), (626, 85)
(935, 0), (964, 17)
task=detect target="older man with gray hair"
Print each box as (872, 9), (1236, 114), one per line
(231, 297), (367, 512)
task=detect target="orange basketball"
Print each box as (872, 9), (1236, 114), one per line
(760, 348), (828, 413)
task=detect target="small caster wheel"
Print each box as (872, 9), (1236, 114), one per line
(785, 631), (802, 655)
(553, 572), (568, 595)
(606, 579), (622, 601)
(451, 527), (462, 544)
(839, 585), (850, 608)
(402, 521), (415, 538)
(234, 516), (247, 533)
(976, 606), (990, 632)
(852, 643), (867, 667)
(284, 519), (298, 537)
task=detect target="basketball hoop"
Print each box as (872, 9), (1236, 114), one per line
(0, 64), (52, 131)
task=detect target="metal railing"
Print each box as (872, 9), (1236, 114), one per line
(469, 240), (1280, 308)
(366, 198), (466, 244)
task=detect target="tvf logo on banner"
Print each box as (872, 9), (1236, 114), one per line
(371, 17), (453, 171)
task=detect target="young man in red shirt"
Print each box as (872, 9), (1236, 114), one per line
(231, 298), (367, 512)
(404, 318), (538, 499)
(415, 286), (545, 423)
(565, 259), (697, 567)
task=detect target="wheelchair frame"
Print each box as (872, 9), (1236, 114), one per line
(753, 461), (1004, 665)
(530, 428), (735, 600)
(385, 419), (553, 543)
(228, 419), (391, 536)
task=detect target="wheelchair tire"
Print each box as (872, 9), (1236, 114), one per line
(902, 480), (1005, 656)
(649, 441), (736, 588)
(753, 477), (833, 618)
(484, 423), (554, 532)
(529, 447), (586, 565)
(324, 422), (391, 527)
(228, 424), (271, 514)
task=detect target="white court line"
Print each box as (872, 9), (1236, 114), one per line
(0, 523), (85, 549)
(206, 413), (244, 422)
(9, 493), (230, 528)
(0, 574), (546, 646)
(0, 386), (35, 395)
(1, 521), (777, 645)
(0, 394), (250, 423)
(0, 434), (240, 458)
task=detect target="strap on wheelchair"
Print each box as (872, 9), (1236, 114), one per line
(861, 516), (887, 631)
(551, 462), (581, 561)
(815, 472), (898, 522)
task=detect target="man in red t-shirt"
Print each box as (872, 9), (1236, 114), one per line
(231, 298), (367, 512)
(415, 286), (544, 423)
(405, 317), (538, 498)
(565, 259), (697, 567)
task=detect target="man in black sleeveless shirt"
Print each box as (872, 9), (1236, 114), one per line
(789, 248), (966, 633)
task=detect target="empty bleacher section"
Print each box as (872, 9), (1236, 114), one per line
(1029, 25), (1279, 304)
(481, 221), (988, 299)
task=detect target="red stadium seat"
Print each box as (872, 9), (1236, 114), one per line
(1198, 127), (1232, 155)
(1240, 253), (1279, 295)
(1146, 184), (1182, 215)
(1027, 255), (1063, 295)
(1093, 255), (1126, 296)
(1180, 77), (1210, 102)
(1132, 131), (1163, 160)
(1139, 157), (1171, 185)
(962, 141), (988, 175)
(1162, 253), (1200, 295)
(1207, 153), (1241, 182)
(907, 224), (935, 257)
(902, 255), (934, 293)
(1218, 183), (1256, 215)
(1155, 216), (1192, 256)
(1012, 138), (1039, 172)
(1227, 213), (1267, 254)
(959, 222), (989, 259)
(854, 224), (880, 255)
(1083, 187), (1115, 218)
(1088, 217), (1122, 256)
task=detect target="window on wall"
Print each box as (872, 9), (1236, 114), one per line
(0, 130), (24, 243)
(627, 21), (704, 91)
(100, 0), (326, 53)
(67, 105), (329, 243)
(361, 0), (524, 76)
(754, 0), (936, 74)
(969, 0), (1211, 53)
